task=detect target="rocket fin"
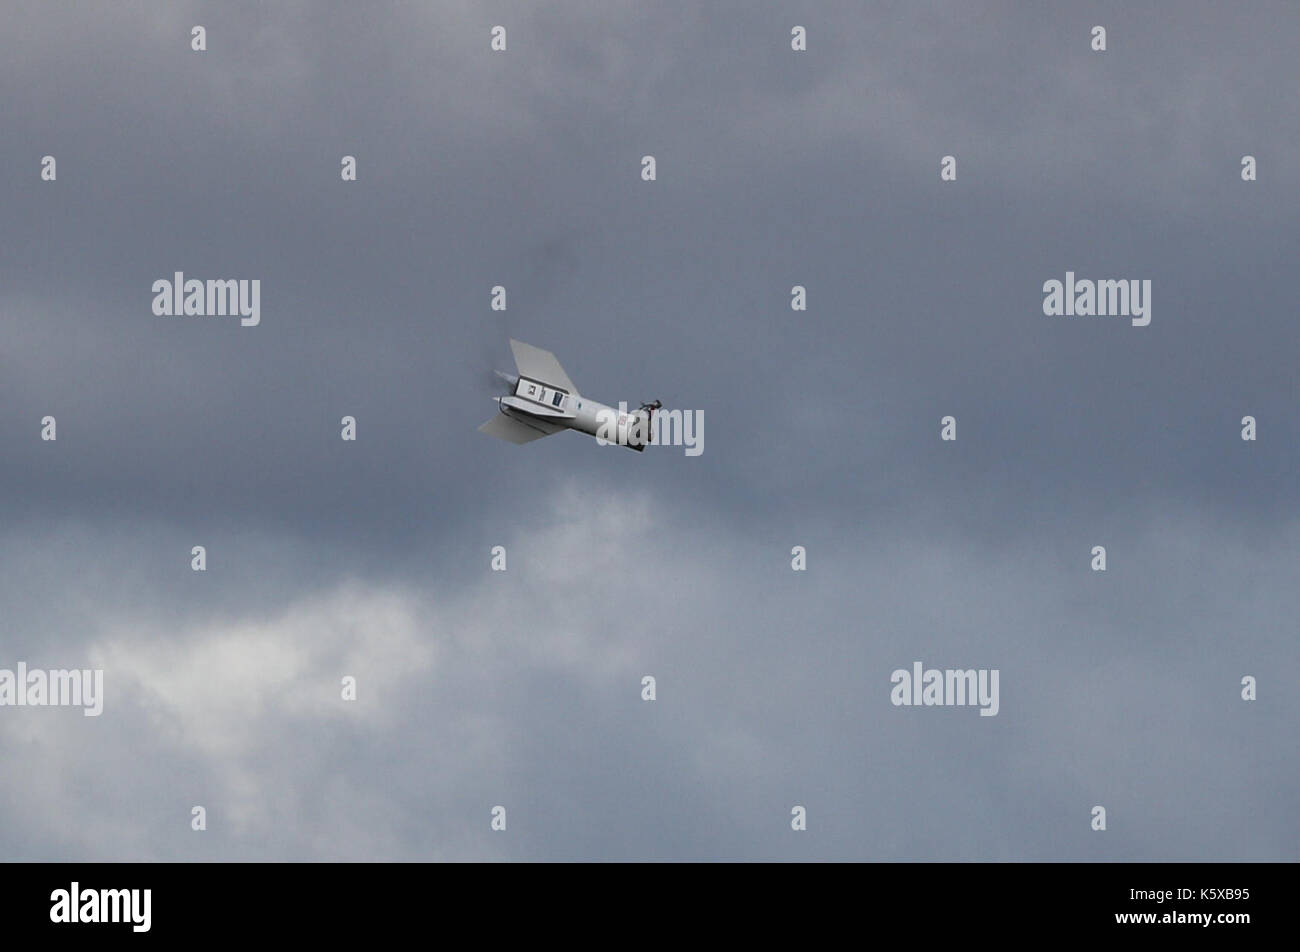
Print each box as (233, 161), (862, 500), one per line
(510, 339), (577, 394)
(478, 412), (562, 444)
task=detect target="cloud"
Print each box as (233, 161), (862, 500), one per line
(0, 484), (1295, 860)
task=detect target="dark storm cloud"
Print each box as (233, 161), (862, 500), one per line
(0, 1), (1296, 860)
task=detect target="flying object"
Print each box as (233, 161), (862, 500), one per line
(479, 339), (660, 451)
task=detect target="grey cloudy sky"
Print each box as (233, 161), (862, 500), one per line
(1, 1), (1296, 860)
